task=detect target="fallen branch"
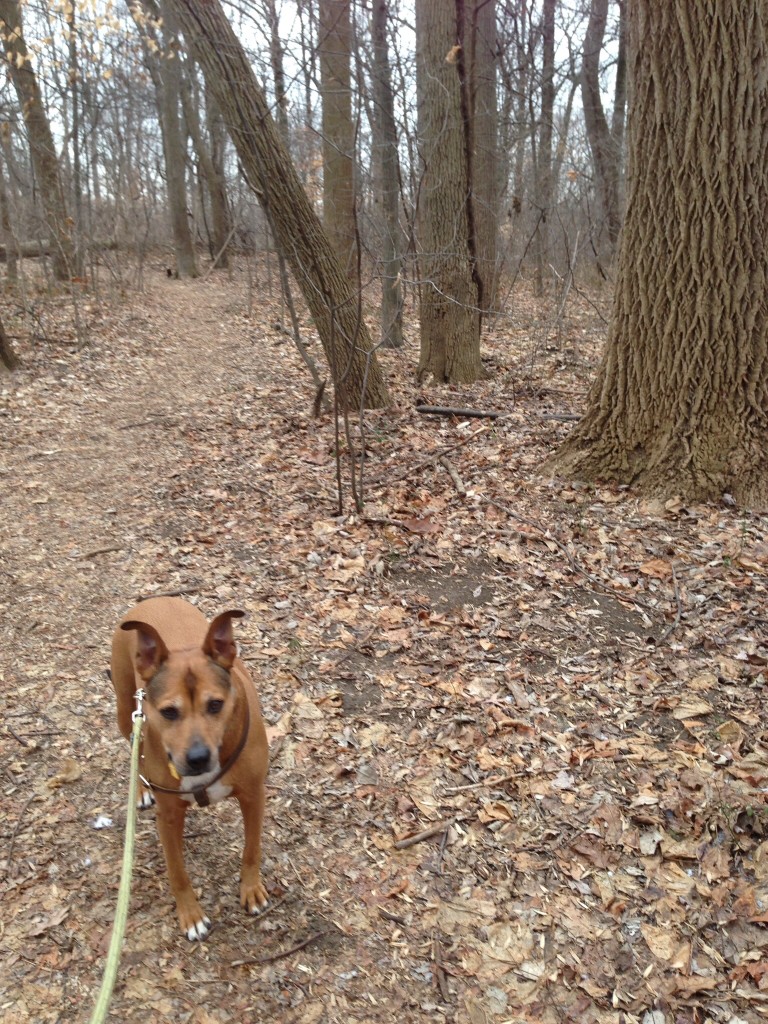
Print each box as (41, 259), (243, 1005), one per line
(0, 238), (118, 263)
(416, 404), (506, 419)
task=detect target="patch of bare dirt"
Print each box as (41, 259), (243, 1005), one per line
(2, 265), (768, 1024)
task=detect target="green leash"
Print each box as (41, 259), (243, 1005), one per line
(89, 689), (145, 1024)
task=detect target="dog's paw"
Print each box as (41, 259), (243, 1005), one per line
(137, 788), (155, 810)
(185, 916), (212, 942)
(240, 873), (269, 916)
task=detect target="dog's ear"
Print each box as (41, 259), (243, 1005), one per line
(203, 610), (245, 669)
(121, 621), (169, 681)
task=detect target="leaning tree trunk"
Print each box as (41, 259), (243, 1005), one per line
(164, 0), (389, 411)
(545, 0), (768, 508)
(416, 0), (482, 384)
(0, 0), (76, 281)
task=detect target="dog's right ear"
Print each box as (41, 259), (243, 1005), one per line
(121, 621), (169, 681)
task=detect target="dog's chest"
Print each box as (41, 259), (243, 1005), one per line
(180, 780), (233, 805)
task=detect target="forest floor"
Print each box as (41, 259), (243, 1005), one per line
(1, 258), (768, 1024)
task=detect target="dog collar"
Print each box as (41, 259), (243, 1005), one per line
(142, 699), (251, 808)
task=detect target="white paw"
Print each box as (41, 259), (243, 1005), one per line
(138, 789), (155, 810)
(249, 898), (269, 917)
(186, 917), (212, 941)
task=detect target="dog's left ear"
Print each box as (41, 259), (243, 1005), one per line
(203, 610), (245, 669)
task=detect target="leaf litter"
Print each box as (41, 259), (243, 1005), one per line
(0, 264), (767, 1023)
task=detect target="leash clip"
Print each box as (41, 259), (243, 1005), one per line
(132, 688), (146, 723)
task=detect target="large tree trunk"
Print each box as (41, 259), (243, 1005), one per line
(319, 0), (356, 271)
(371, 0), (404, 349)
(416, 0), (482, 384)
(545, 0), (768, 508)
(0, 0), (76, 281)
(164, 0), (388, 411)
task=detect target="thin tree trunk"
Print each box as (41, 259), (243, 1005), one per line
(319, 0), (356, 271)
(581, 0), (624, 255)
(470, 0), (500, 315)
(371, 0), (404, 349)
(164, 0), (389, 410)
(533, 0), (555, 296)
(416, 0), (482, 384)
(204, 84), (232, 267)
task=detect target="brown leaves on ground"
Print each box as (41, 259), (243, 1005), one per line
(1, 264), (767, 1024)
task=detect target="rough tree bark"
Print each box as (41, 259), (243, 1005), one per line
(371, 0), (404, 349)
(416, 0), (482, 384)
(0, 0), (76, 280)
(545, 0), (768, 508)
(164, 0), (388, 410)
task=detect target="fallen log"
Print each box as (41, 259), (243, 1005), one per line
(0, 238), (118, 262)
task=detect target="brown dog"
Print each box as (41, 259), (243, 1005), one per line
(110, 596), (268, 940)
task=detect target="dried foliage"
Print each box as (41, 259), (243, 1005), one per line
(1, 266), (767, 1023)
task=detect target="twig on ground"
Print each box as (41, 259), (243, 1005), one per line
(657, 563), (683, 643)
(378, 907), (408, 926)
(432, 932), (451, 1001)
(6, 725), (29, 746)
(231, 930), (326, 968)
(5, 793), (36, 879)
(394, 820), (451, 850)
(441, 772), (523, 795)
(439, 456), (466, 496)
(80, 545), (122, 559)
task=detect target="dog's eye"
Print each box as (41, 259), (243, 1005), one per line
(207, 699), (225, 715)
(160, 706), (179, 721)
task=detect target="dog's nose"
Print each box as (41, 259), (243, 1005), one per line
(185, 741), (211, 775)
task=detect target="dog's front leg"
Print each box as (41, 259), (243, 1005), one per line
(238, 783), (268, 915)
(154, 796), (211, 940)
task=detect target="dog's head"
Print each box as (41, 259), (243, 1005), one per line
(121, 610), (245, 780)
